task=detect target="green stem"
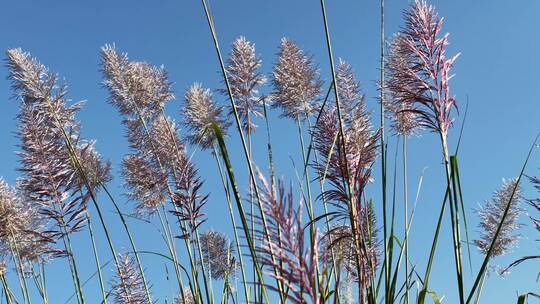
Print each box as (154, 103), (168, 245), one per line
(8, 236), (30, 304)
(64, 231), (85, 304)
(296, 116), (318, 296)
(440, 134), (464, 304)
(466, 133), (540, 303)
(320, 1), (369, 299)
(86, 213), (107, 304)
(212, 148), (250, 302)
(403, 137), (409, 304)
(212, 124), (271, 303)
(200, 1), (284, 301)
(194, 228), (213, 304)
(379, 0), (389, 301)
(156, 206), (187, 299)
(1, 274), (14, 304)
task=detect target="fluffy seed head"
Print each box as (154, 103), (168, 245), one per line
(272, 38), (322, 119)
(110, 253), (152, 304)
(183, 83), (230, 150)
(0, 179), (56, 263)
(200, 230), (238, 280)
(384, 35), (422, 137)
(475, 178), (523, 257)
(100, 45), (174, 117)
(222, 36), (266, 133)
(6, 48), (110, 240)
(175, 289), (194, 304)
(257, 172), (325, 304)
(386, 0), (459, 138)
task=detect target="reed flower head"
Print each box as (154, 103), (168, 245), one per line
(110, 253), (152, 304)
(151, 117), (209, 235)
(183, 83), (230, 150)
(6, 48), (110, 239)
(475, 178), (523, 257)
(385, 35), (422, 137)
(75, 141), (112, 191)
(0, 179), (56, 263)
(336, 59), (363, 120)
(100, 45), (174, 118)
(175, 289), (194, 304)
(322, 206), (379, 286)
(221, 36), (266, 133)
(527, 174), (540, 234)
(122, 154), (168, 216)
(101, 45), (209, 225)
(339, 276), (354, 304)
(200, 230), (237, 280)
(257, 171), (325, 304)
(272, 38), (322, 119)
(387, 0), (459, 139)
(313, 66), (379, 217)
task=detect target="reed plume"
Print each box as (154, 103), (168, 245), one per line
(160, 117), (209, 236)
(6, 48), (110, 240)
(384, 35), (421, 137)
(313, 59), (379, 301)
(101, 45), (173, 215)
(321, 207), (379, 293)
(110, 253), (152, 304)
(271, 38), (322, 120)
(386, 0), (459, 139)
(257, 172), (325, 304)
(199, 230), (237, 280)
(122, 154), (168, 216)
(183, 83), (230, 150)
(475, 178), (523, 257)
(527, 174), (540, 236)
(313, 65), (379, 217)
(0, 179), (56, 263)
(100, 45), (173, 118)
(101, 46), (208, 230)
(175, 289), (194, 304)
(221, 36), (266, 133)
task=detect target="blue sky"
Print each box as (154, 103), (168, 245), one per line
(1, 0), (540, 303)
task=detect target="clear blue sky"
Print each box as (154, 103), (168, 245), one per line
(1, 0), (540, 303)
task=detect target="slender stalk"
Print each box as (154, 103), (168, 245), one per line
(194, 229), (214, 304)
(156, 207), (188, 302)
(212, 148), (250, 303)
(319, 0), (364, 296)
(40, 264), (47, 304)
(86, 213), (107, 304)
(29, 264), (46, 304)
(440, 134), (464, 304)
(200, 1), (283, 300)
(1, 274), (14, 304)
(157, 209), (202, 304)
(161, 207), (187, 294)
(49, 117), (138, 302)
(473, 271), (486, 304)
(295, 117), (318, 295)
(379, 0), (390, 301)
(212, 124), (271, 303)
(418, 187), (449, 304)
(100, 185), (154, 302)
(403, 137), (409, 304)
(245, 118), (257, 303)
(466, 133), (540, 303)
(63, 230), (85, 304)
(8, 236), (31, 304)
